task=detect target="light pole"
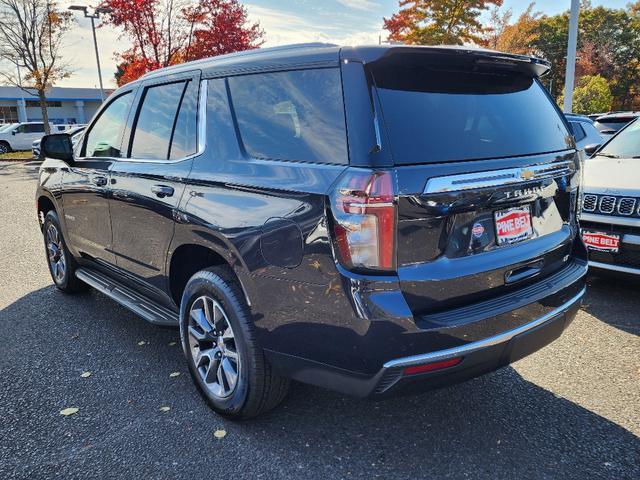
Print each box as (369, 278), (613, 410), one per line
(68, 5), (111, 102)
(563, 0), (580, 113)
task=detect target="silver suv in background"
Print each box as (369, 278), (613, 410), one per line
(565, 113), (605, 152)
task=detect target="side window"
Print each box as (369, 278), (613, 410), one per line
(15, 124), (27, 133)
(169, 80), (198, 159)
(227, 68), (348, 164)
(129, 81), (193, 160)
(27, 124), (45, 133)
(570, 122), (586, 142)
(84, 92), (133, 158)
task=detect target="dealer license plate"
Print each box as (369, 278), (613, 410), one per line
(494, 206), (534, 246)
(582, 230), (620, 253)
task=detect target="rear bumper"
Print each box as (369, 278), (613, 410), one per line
(264, 259), (587, 397)
(373, 287), (583, 396)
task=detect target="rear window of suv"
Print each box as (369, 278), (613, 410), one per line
(372, 67), (571, 164)
(228, 68), (348, 165)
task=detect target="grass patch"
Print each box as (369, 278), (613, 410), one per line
(0, 150), (34, 160)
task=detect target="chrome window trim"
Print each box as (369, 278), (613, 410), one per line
(383, 288), (585, 369)
(114, 78), (208, 165)
(580, 212), (640, 227)
(423, 160), (575, 194)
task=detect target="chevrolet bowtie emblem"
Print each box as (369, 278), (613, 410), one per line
(520, 169), (535, 181)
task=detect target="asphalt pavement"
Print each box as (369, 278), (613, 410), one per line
(1, 161), (638, 479)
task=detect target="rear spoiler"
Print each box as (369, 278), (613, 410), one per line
(342, 45), (551, 78)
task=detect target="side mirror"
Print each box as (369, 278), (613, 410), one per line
(41, 134), (74, 163)
(583, 143), (601, 156)
(11, 130), (16, 135)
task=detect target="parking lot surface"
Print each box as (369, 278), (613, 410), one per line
(1, 161), (639, 479)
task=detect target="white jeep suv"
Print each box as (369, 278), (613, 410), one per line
(581, 118), (640, 275)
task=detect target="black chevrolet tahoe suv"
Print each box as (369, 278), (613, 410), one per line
(36, 44), (588, 419)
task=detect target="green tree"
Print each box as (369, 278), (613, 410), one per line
(384, 0), (503, 45)
(558, 75), (613, 114)
(531, 4), (640, 108)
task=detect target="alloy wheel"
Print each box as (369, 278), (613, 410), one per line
(46, 223), (66, 282)
(188, 295), (241, 399)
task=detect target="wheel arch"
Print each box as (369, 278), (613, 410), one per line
(167, 242), (252, 308)
(36, 192), (59, 231)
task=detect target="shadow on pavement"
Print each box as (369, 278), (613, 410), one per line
(584, 272), (640, 335)
(1, 285), (638, 479)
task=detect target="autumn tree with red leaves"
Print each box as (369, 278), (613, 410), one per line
(102, 0), (264, 86)
(384, 0), (503, 45)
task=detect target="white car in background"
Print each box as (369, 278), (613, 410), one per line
(593, 112), (639, 141)
(580, 118), (640, 275)
(0, 122), (48, 153)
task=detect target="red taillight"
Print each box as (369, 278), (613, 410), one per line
(403, 357), (462, 375)
(330, 170), (397, 271)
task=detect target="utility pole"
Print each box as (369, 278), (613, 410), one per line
(563, 0), (580, 113)
(68, 5), (112, 102)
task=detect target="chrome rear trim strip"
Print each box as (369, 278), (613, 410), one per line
(383, 288), (585, 369)
(589, 261), (640, 275)
(580, 213), (640, 228)
(623, 234), (640, 246)
(423, 161), (575, 194)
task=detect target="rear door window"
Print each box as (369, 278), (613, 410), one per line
(372, 67), (571, 164)
(227, 68), (348, 164)
(130, 81), (186, 160)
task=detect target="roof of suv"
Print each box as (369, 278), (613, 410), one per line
(137, 43), (551, 84)
(595, 112), (639, 122)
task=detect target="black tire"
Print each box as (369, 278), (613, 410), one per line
(180, 267), (289, 419)
(43, 210), (88, 293)
(0, 141), (10, 154)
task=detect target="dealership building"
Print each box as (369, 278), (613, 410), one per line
(0, 86), (108, 125)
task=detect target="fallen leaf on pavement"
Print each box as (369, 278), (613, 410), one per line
(80, 371), (91, 378)
(60, 407), (79, 416)
(214, 429), (227, 439)
(137, 341), (147, 346)
(159, 406), (171, 412)
(169, 372), (181, 378)
(168, 341), (177, 346)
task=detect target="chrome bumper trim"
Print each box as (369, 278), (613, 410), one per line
(383, 288), (586, 369)
(580, 213), (640, 228)
(589, 261), (640, 275)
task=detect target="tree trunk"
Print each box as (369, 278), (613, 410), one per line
(38, 89), (50, 134)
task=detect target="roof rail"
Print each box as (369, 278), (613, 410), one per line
(141, 43), (339, 80)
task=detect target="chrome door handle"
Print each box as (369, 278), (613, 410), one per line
(92, 176), (108, 187)
(151, 185), (174, 198)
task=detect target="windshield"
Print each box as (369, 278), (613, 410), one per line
(372, 67), (571, 164)
(598, 119), (640, 158)
(594, 117), (636, 133)
(0, 123), (17, 133)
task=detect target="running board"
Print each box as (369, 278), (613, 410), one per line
(75, 267), (179, 326)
